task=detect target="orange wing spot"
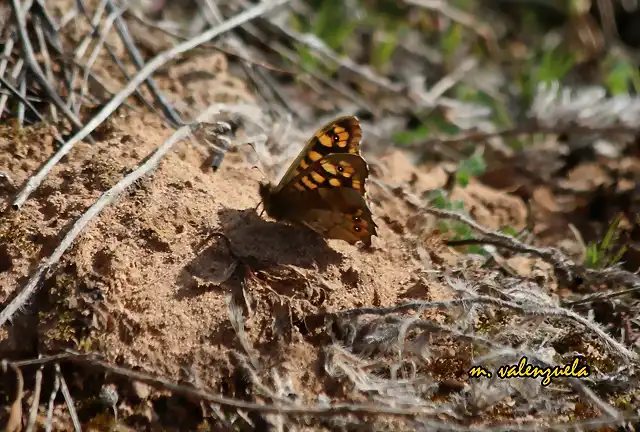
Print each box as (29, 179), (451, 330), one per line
(333, 126), (346, 134)
(351, 179), (361, 190)
(294, 182), (305, 191)
(335, 131), (350, 147)
(311, 171), (325, 183)
(309, 150), (322, 161)
(300, 159), (309, 169)
(301, 176), (317, 189)
(329, 178), (342, 187)
(317, 133), (333, 147)
(321, 161), (337, 175)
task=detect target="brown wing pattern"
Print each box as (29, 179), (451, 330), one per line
(274, 116), (362, 192)
(281, 153), (377, 245)
(286, 153), (368, 194)
(259, 115), (377, 246)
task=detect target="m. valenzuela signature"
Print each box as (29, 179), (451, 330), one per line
(468, 356), (590, 386)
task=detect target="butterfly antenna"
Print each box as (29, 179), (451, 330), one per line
(242, 142), (271, 181)
(251, 164), (268, 182)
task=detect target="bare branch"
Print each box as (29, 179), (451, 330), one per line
(0, 103), (255, 328)
(11, 0), (292, 209)
(55, 363), (81, 432)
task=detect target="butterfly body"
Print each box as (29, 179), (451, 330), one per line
(258, 116), (377, 246)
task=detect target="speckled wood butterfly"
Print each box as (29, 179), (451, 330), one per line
(258, 116), (377, 246)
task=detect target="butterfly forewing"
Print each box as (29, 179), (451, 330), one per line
(283, 153), (369, 195)
(274, 116), (362, 192)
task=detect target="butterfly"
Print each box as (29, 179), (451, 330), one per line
(258, 116), (377, 247)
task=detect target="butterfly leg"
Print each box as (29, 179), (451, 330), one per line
(253, 199), (265, 217)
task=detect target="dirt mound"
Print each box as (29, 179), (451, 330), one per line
(1, 1), (639, 429)
(0, 104), (552, 428)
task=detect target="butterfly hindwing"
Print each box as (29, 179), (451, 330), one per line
(279, 153), (377, 245)
(301, 188), (377, 246)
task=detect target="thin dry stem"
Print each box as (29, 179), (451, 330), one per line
(332, 287), (637, 362)
(33, 17), (58, 122)
(106, 0), (183, 126)
(76, 5), (126, 115)
(11, 0), (95, 143)
(11, 0), (292, 209)
(45, 373), (60, 432)
(25, 364), (44, 432)
(1, 360), (24, 432)
(55, 363), (81, 432)
(0, 103), (252, 327)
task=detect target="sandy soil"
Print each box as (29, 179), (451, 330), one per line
(0, 102), (535, 427)
(0, 6), (637, 430)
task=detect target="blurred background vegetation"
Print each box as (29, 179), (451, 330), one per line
(279, 0), (640, 266)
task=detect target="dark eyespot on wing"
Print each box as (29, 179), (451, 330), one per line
(289, 116), (362, 180)
(318, 156), (367, 194)
(349, 208), (375, 242)
(314, 116), (362, 154)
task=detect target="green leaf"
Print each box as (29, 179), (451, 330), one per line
(438, 221), (450, 233)
(466, 245), (486, 256)
(441, 23), (463, 61)
(536, 48), (576, 85)
(501, 226), (519, 237)
(372, 32), (399, 70)
(459, 153), (487, 176)
(456, 170), (470, 188)
(297, 44), (319, 72)
(454, 221), (471, 236)
(584, 214), (628, 268)
(392, 124), (430, 145)
(600, 214), (622, 251)
(312, 0), (352, 51)
(605, 60), (632, 95)
(452, 200), (465, 211)
(429, 190), (448, 209)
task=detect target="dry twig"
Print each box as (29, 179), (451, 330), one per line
(55, 363), (81, 432)
(400, 189), (640, 291)
(0, 103), (253, 327)
(45, 351), (467, 419)
(25, 364), (44, 432)
(11, 0), (95, 143)
(106, 0), (183, 126)
(45, 373), (60, 432)
(1, 360), (24, 432)
(11, 0), (292, 209)
(331, 286), (637, 362)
